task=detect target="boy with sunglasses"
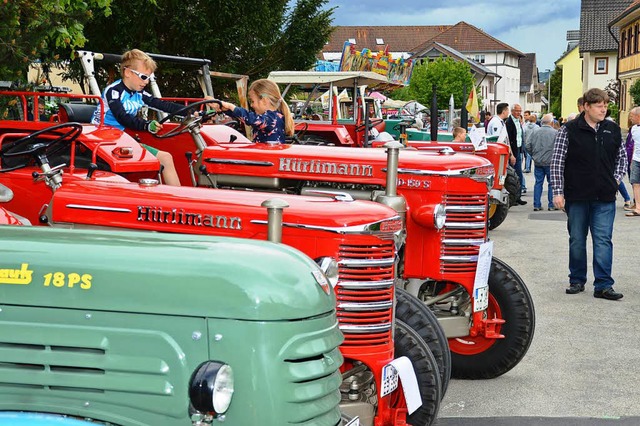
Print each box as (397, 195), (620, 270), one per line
(91, 49), (183, 185)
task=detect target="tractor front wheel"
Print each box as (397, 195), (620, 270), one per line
(448, 257), (535, 379)
(395, 288), (451, 396)
(393, 319), (441, 426)
(488, 201), (509, 230)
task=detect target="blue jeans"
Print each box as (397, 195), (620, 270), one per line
(533, 165), (552, 208)
(514, 146), (526, 192)
(565, 200), (616, 291)
(618, 180), (631, 202)
(524, 150), (532, 171)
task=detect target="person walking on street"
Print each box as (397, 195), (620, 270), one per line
(523, 113), (539, 173)
(525, 113), (557, 211)
(507, 104), (527, 195)
(551, 88), (627, 300)
(626, 106), (640, 217)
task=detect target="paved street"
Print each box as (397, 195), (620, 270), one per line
(436, 183), (640, 425)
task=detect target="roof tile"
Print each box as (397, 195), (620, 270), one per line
(580, 0), (633, 52)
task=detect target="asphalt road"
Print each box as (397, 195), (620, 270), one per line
(435, 181), (640, 425)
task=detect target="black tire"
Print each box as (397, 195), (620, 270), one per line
(395, 288), (451, 396)
(488, 201), (509, 230)
(394, 319), (441, 426)
(448, 257), (535, 379)
(505, 165), (521, 207)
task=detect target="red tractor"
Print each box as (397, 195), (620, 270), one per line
(0, 90), (448, 426)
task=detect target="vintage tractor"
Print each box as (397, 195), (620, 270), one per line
(0, 224), (347, 426)
(0, 90), (448, 426)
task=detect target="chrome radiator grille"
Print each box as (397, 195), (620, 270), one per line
(336, 241), (396, 346)
(441, 194), (488, 274)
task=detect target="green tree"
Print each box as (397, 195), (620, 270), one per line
(548, 67), (562, 118)
(0, 0), (112, 83)
(79, 0), (334, 96)
(629, 79), (640, 106)
(390, 57), (476, 111)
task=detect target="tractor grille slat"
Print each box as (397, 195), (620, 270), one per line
(441, 194), (488, 274)
(336, 241), (396, 346)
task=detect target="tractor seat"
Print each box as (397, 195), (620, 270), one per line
(58, 103), (97, 123)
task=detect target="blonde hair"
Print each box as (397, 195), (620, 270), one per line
(452, 126), (466, 140)
(121, 49), (157, 76)
(249, 79), (294, 136)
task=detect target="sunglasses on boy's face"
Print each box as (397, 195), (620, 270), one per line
(125, 67), (155, 82)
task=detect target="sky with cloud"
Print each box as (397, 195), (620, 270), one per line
(323, 0), (581, 72)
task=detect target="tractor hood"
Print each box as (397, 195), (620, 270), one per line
(48, 180), (402, 238)
(202, 142), (494, 185)
(0, 226), (336, 321)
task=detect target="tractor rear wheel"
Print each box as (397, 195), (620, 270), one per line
(448, 257), (535, 379)
(393, 319), (441, 426)
(395, 288), (451, 396)
(505, 165), (521, 207)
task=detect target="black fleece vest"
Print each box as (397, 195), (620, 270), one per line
(563, 115), (621, 202)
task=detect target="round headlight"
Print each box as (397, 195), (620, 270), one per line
(433, 203), (446, 230)
(189, 361), (234, 415)
(315, 257), (339, 288)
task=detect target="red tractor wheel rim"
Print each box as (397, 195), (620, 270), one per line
(448, 294), (503, 355)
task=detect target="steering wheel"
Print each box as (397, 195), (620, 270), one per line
(153, 99), (220, 139)
(393, 119), (416, 132)
(355, 118), (384, 133)
(1, 122), (83, 163)
(290, 122), (309, 144)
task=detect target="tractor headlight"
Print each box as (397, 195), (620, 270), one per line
(315, 257), (339, 289)
(434, 203), (446, 230)
(189, 361), (234, 415)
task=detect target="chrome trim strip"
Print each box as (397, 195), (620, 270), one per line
(338, 301), (394, 311)
(445, 205), (486, 213)
(339, 258), (395, 267)
(204, 158), (274, 167)
(442, 239), (486, 246)
(66, 204), (132, 213)
(396, 166), (493, 180)
(338, 279), (395, 290)
(444, 222), (486, 229)
(340, 323), (392, 333)
(250, 215), (402, 235)
(440, 255), (479, 263)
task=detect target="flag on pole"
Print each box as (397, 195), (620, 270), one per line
(466, 85), (480, 123)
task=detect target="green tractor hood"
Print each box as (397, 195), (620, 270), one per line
(0, 227), (335, 321)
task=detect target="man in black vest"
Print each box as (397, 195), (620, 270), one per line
(550, 88), (627, 300)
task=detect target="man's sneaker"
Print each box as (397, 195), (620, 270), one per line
(624, 202), (635, 211)
(566, 283), (585, 294)
(533, 207), (542, 211)
(594, 288), (623, 300)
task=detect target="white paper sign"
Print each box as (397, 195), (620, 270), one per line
(473, 241), (494, 312)
(388, 356), (423, 414)
(468, 126), (487, 151)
